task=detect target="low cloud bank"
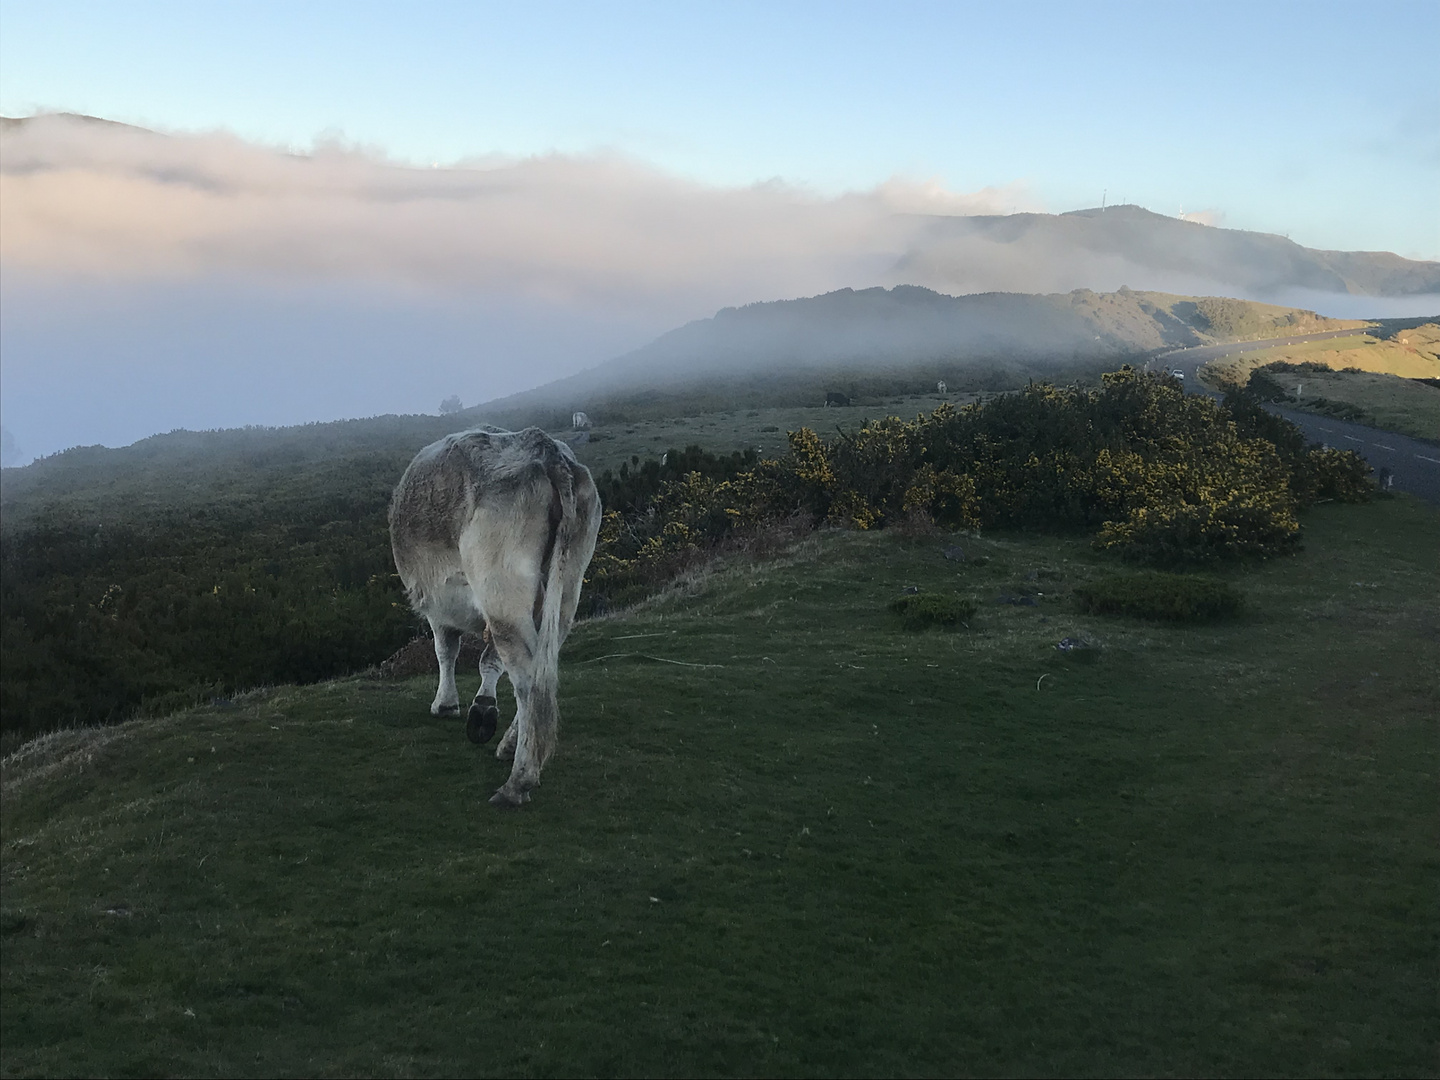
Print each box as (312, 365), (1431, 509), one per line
(1, 114), (1034, 317)
(2, 115), (1435, 463)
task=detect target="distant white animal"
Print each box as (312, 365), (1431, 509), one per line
(572, 411), (592, 430)
(936, 380), (947, 394)
(390, 426), (602, 807)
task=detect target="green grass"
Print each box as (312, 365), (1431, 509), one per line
(1281, 370), (1440, 443)
(889, 591), (979, 629)
(3, 498), (1438, 1076)
(1075, 571), (1243, 622)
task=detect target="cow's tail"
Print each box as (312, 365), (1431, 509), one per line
(528, 457), (578, 768)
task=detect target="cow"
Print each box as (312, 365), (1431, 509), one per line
(824, 391), (850, 407)
(572, 410), (592, 430)
(389, 425), (602, 807)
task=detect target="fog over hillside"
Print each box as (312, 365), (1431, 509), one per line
(900, 208), (1440, 303)
(472, 286), (1362, 418)
(2, 114), (1436, 462)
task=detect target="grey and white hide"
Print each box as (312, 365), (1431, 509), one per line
(389, 425), (602, 807)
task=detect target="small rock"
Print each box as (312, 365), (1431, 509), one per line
(942, 545), (966, 561)
(900, 585), (920, 595)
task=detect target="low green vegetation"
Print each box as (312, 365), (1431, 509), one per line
(0, 369), (1376, 750)
(888, 590), (977, 629)
(3, 497), (1436, 1075)
(588, 368), (1373, 611)
(1074, 571), (1243, 622)
(1185, 295), (1362, 341)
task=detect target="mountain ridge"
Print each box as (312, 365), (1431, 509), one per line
(898, 205), (1440, 299)
(469, 286), (1367, 416)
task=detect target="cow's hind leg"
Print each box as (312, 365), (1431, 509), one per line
(495, 715), (518, 762)
(466, 632), (505, 745)
(483, 619), (557, 808)
(430, 623), (463, 716)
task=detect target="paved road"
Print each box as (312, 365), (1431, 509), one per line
(1141, 329), (1439, 506)
(1264, 407), (1440, 505)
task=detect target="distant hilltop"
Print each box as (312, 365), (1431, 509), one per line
(896, 205), (1440, 299)
(477, 286), (1371, 414)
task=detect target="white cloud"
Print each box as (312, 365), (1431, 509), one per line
(0, 114), (1037, 320)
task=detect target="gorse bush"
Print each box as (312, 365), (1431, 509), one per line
(1074, 572), (1244, 622)
(593, 445), (759, 517)
(1, 504), (412, 751)
(586, 368), (1372, 602)
(889, 592), (978, 630)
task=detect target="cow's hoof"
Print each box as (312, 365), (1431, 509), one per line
(466, 699), (499, 744)
(432, 703), (461, 717)
(489, 787), (525, 809)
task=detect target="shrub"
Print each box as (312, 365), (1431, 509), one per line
(1074, 572), (1243, 622)
(1310, 397), (1367, 422)
(1245, 369), (1291, 403)
(585, 368), (1372, 615)
(1300, 446), (1374, 502)
(1092, 437), (1301, 563)
(889, 592), (977, 630)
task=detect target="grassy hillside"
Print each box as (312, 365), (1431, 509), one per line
(3, 497), (1436, 1076)
(0, 364), (1379, 751)
(0, 391), (982, 751)
(1203, 323), (1440, 386)
(1201, 322), (1440, 441)
(476, 287), (1362, 423)
(1265, 370), (1440, 443)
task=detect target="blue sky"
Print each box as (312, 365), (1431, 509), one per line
(3, 0), (1436, 257)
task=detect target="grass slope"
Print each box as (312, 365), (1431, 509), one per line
(1204, 327), (1440, 385)
(1201, 324), (1440, 441)
(1281, 370), (1440, 442)
(4, 498), (1437, 1076)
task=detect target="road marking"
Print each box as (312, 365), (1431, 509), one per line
(1416, 454), (1440, 465)
(1375, 444), (1396, 451)
(1342, 434), (1362, 442)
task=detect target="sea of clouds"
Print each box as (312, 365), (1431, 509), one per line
(1, 115), (1434, 464)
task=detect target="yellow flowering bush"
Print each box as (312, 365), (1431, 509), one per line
(584, 368), (1373, 607)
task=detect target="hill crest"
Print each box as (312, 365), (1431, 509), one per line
(900, 205), (1440, 299)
